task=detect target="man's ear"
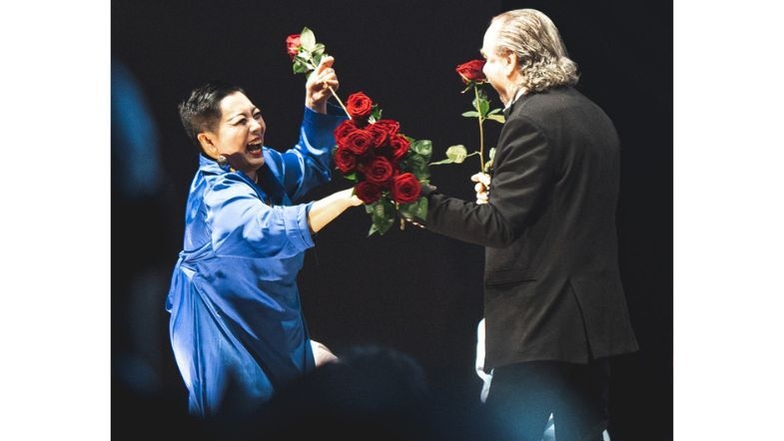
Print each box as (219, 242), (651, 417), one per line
(197, 132), (219, 158)
(503, 51), (518, 77)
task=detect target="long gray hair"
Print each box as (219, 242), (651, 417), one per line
(490, 9), (579, 92)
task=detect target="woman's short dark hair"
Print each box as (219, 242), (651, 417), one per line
(178, 81), (245, 148)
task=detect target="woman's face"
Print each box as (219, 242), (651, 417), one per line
(206, 91), (266, 174)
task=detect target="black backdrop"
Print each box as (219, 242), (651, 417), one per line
(112, 1), (672, 439)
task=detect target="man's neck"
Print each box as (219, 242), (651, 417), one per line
(504, 87), (526, 110)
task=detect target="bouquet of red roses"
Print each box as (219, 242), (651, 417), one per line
(286, 27), (431, 236)
(333, 91), (432, 236)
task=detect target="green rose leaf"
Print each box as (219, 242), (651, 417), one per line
(410, 139), (433, 161)
(402, 154), (430, 180)
(478, 99), (490, 117)
(299, 27), (316, 50)
(487, 113), (505, 124)
(430, 144), (471, 165)
(311, 44), (327, 66)
(370, 106), (383, 122)
(483, 147), (497, 172)
(399, 196), (428, 222)
(312, 43), (326, 57)
(292, 61), (310, 74)
(366, 198), (395, 236)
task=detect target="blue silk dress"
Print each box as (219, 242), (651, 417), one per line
(166, 106), (345, 417)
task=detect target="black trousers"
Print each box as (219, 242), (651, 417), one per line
(484, 359), (610, 441)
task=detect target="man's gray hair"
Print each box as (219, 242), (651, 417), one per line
(490, 9), (579, 92)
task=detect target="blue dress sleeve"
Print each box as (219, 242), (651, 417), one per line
(205, 173), (315, 258)
(264, 105), (347, 202)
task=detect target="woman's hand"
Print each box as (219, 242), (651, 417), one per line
(305, 55), (339, 114)
(307, 187), (362, 233)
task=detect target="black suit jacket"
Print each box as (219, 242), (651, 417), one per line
(425, 86), (638, 371)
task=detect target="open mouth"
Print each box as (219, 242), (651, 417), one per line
(247, 142), (262, 154)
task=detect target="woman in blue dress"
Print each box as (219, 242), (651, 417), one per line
(166, 56), (361, 419)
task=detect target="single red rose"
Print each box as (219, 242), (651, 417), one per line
(391, 172), (422, 204)
(366, 123), (390, 149)
(355, 181), (382, 204)
(286, 34), (301, 60)
(456, 59), (487, 84)
(388, 134), (411, 160)
(373, 119), (400, 137)
(361, 156), (396, 185)
(338, 128), (374, 155)
(334, 119), (358, 140)
(334, 145), (357, 173)
(346, 91), (374, 120)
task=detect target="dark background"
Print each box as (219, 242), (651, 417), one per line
(112, 0), (672, 439)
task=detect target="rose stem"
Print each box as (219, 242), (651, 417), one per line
(327, 85), (351, 119)
(474, 84), (485, 172)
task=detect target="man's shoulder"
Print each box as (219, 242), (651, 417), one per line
(523, 86), (585, 107)
(517, 86), (605, 122)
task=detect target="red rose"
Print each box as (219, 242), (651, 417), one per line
(388, 134), (411, 160)
(338, 128), (374, 155)
(456, 59), (487, 84)
(366, 123), (390, 148)
(286, 34), (301, 60)
(346, 91), (374, 120)
(373, 119), (400, 137)
(354, 181), (382, 204)
(390, 173), (421, 204)
(334, 119), (357, 140)
(334, 145), (357, 173)
(361, 156), (396, 185)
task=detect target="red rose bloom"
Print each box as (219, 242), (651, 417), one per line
(334, 145), (357, 173)
(346, 91), (374, 120)
(373, 119), (400, 137)
(390, 173), (421, 204)
(334, 119), (358, 140)
(388, 134), (411, 160)
(366, 123), (390, 148)
(361, 156), (396, 185)
(456, 59), (487, 84)
(338, 128), (374, 155)
(354, 181), (382, 204)
(286, 34), (301, 60)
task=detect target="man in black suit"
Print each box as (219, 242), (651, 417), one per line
(413, 9), (639, 440)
